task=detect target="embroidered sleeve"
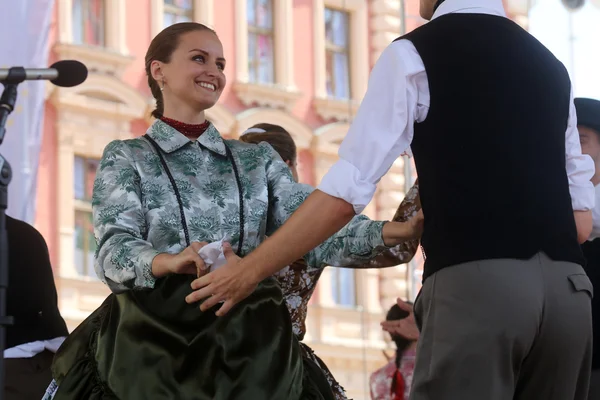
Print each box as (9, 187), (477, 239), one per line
(348, 180), (421, 269)
(262, 142), (389, 269)
(93, 140), (160, 293)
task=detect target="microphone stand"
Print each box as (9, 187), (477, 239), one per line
(0, 67), (25, 400)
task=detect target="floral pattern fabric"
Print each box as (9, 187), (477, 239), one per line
(278, 182), (421, 400)
(92, 119), (389, 293)
(369, 350), (416, 400)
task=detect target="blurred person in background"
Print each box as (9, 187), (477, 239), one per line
(370, 301), (417, 400)
(3, 215), (68, 400)
(575, 97), (600, 400)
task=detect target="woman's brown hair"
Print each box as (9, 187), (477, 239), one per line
(239, 123), (297, 164)
(145, 22), (217, 119)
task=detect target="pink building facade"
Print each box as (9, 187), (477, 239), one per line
(32, 0), (516, 397)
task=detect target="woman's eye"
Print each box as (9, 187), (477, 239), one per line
(192, 55), (205, 63)
(217, 63), (225, 71)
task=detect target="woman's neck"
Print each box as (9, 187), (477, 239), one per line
(161, 105), (206, 125)
(159, 116), (210, 140)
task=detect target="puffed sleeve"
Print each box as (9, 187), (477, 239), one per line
(92, 140), (160, 293)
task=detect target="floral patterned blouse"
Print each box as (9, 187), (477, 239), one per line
(92, 119), (391, 293)
(278, 181), (421, 340)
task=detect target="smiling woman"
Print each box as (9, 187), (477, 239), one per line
(40, 22), (420, 400)
(145, 23), (226, 122)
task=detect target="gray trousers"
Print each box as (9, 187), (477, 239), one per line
(589, 370), (600, 399)
(410, 252), (593, 400)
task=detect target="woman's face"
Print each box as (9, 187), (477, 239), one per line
(153, 29), (226, 112)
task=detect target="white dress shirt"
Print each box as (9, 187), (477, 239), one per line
(4, 337), (66, 359)
(589, 184), (600, 241)
(318, 0), (595, 215)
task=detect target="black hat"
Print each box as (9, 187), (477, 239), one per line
(575, 98), (600, 134)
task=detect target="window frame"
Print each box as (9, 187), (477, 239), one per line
(57, 0), (127, 54)
(233, 0), (301, 111)
(312, 0), (368, 122)
(163, 0), (195, 26)
(330, 268), (357, 307)
(150, 0), (214, 38)
(324, 7), (351, 99)
(71, 0), (107, 47)
(246, 0), (276, 84)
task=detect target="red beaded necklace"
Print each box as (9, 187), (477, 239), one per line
(159, 116), (210, 139)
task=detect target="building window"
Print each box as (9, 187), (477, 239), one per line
(324, 7), (350, 99)
(331, 268), (356, 307)
(164, 0), (194, 27)
(73, 156), (100, 280)
(72, 0), (106, 46)
(247, 0), (275, 84)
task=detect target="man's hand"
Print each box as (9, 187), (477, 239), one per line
(381, 298), (420, 340)
(185, 243), (259, 316)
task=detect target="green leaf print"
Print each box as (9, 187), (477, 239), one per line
(92, 178), (107, 207)
(141, 181), (167, 210)
(126, 140), (145, 151)
(282, 190), (308, 215)
(206, 156), (231, 176)
(174, 179), (195, 209)
(153, 122), (176, 142)
(171, 151), (203, 176)
(99, 141), (122, 170)
(239, 175), (257, 200)
(143, 153), (164, 177)
(156, 216), (182, 247)
(97, 203), (130, 226)
(204, 180), (229, 208)
(237, 148), (261, 172)
(189, 212), (221, 243)
(116, 167), (140, 193)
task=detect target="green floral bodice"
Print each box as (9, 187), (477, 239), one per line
(92, 120), (388, 293)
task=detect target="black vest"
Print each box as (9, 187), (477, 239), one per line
(396, 14), (584, 280)
(6, 216), (68, 349)
(582, 238), (600, 369)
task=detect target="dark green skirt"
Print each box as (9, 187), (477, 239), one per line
(50, 276), (334, 400)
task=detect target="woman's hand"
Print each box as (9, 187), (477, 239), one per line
(151, 241), (209, 278)
(382, 210), (424, 246)
(186, 242), (259, 316)
(381, 298), (420, 340)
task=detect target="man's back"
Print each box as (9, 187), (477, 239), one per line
(399, 14), (582, 278)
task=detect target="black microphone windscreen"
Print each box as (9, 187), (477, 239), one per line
(49, 60), (88, 87)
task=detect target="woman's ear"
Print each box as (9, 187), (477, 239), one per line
(150, 60), (164, 83)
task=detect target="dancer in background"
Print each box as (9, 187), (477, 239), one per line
(43, 22), (422, 400)
(239, 123), (423, 400)
(370, 302), (417, 400)
(575, 97), (600, 400)
(192, 0), (596, 398)
(4, 216), (68, 400)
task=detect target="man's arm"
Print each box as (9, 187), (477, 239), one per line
(187, 41), (429, 316)
(240, 40), (429, 282)
(565, 86), (595, 243)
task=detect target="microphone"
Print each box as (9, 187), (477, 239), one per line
(0, 60), (88, 87)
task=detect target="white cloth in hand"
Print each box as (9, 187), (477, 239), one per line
(197, 238), (228, 272)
